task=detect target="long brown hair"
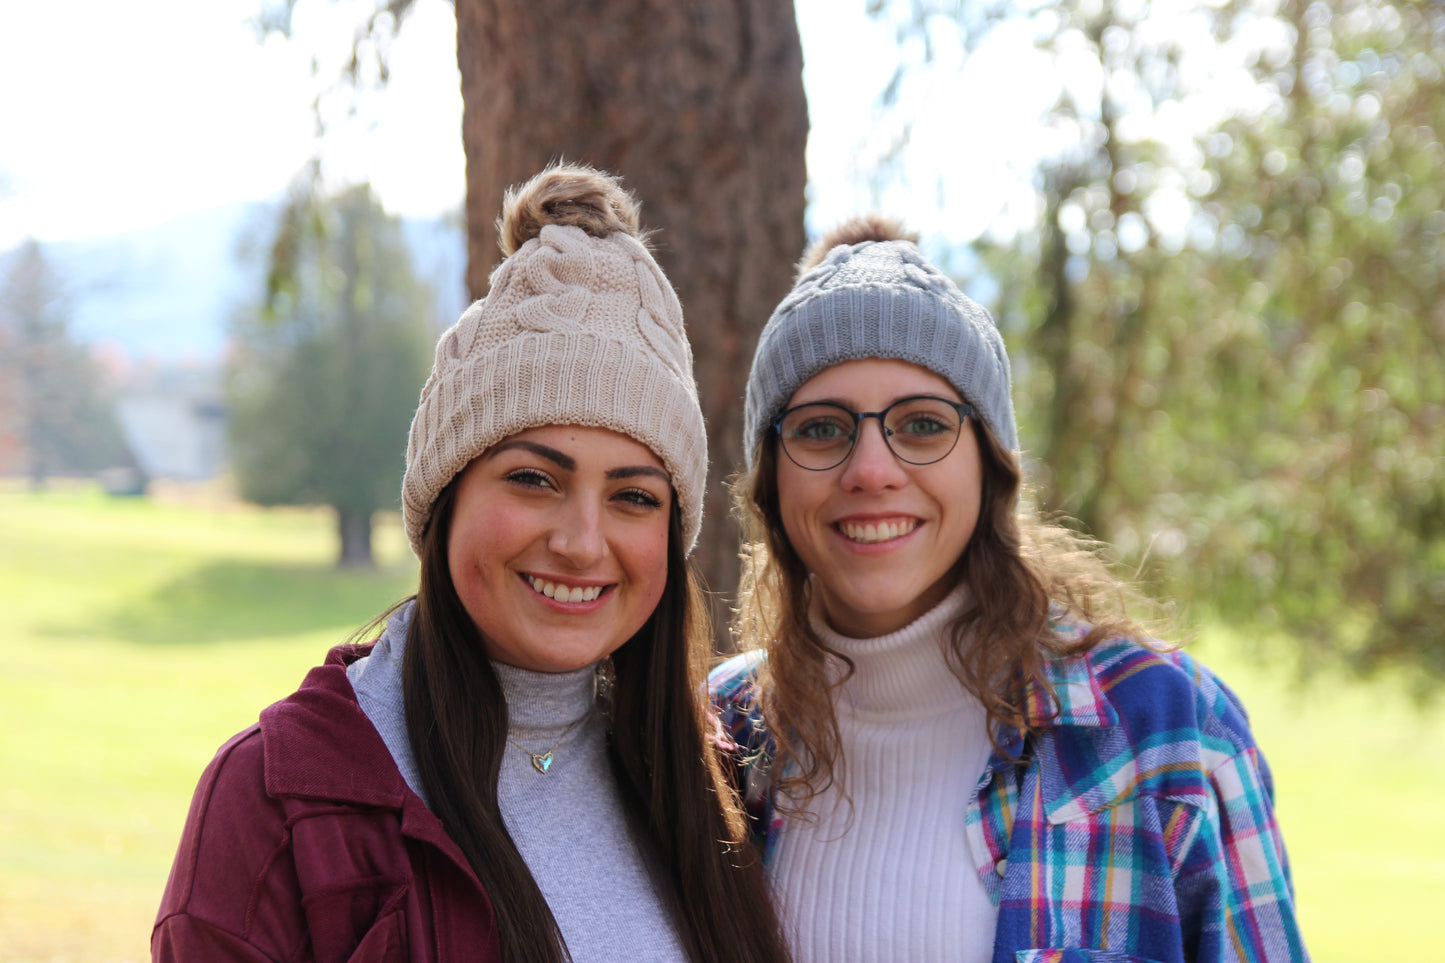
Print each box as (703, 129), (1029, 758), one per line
(404, 478), (789, 963)
(732, 419), (1160, 813)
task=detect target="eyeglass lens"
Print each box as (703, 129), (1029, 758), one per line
(777, 397), (966, 470)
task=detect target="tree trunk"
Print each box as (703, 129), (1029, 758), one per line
(455, 0), (809, 639)
(337, 506), (376, 568)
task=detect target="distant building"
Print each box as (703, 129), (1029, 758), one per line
(114, 361), (226, 482)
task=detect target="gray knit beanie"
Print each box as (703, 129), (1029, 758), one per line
(402, 164), (707, 555)
(743, 216), (1016, 468)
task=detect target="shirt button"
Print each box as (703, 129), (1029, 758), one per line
(995, 858), (1008, 877)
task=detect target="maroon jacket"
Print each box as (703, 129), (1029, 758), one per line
(153, 644), (502, 962)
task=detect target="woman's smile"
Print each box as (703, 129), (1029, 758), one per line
(523, 573), (611, 605)
(834, 516), (922, 545)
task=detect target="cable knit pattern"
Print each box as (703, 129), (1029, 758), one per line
(766, 587), (999, 963)
(403, 221), (706, 554)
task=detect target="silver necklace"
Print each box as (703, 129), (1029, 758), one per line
(506, 718), (582, 774)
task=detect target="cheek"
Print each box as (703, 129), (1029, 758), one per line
(447, 502), (519, 588)
(773, 478), (832, 581)
(626, 523), (673, 611)
(774, 467), (816, 545)
(943, 463), (985, 551)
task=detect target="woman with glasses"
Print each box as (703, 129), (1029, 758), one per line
(154, 165), (789, 963)
(710, 215), (1308, 962)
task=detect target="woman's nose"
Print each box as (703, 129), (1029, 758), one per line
(838, 417), (907, 491)
(546, 500), (608, 566)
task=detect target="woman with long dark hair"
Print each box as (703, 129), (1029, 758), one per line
(711, 215), (1308, 962)
(155, 164), (789, 963)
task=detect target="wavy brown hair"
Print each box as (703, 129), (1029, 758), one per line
(732, 419), (1165, 813)
(404, 478), (789, 963)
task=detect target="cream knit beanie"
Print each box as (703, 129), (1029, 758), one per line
(401, 164), (707, 555)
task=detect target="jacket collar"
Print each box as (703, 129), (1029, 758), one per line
(989, 630), (1212, 821)
(991, 636), (1117, 761)
(258, 644), (499, 887)
(1022, 643), (1118, 730)
(259, 643), (412, 809)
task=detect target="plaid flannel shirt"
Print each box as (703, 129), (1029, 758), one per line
(708, 628), (1309, 963)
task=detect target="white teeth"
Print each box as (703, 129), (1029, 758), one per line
(839, 520), (917, 543)
(527, 576), (603, 603)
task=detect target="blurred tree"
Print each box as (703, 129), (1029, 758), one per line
(0, 240), (130, 487)
(872, 0), (1445, 680)
(258, 0), (809, 629)
(1170, 0), (1445, 679)
(228, 183), (435, 567)
(455, 0), (808, 626)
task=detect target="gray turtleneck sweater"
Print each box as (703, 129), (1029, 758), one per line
(346, 603), (688, 962)
(769, 586), (998, 963)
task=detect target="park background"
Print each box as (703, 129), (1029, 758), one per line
(2, 0), (1442, 960)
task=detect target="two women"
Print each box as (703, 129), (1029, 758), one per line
(157, 165), (1305, 963)
(712, 216), (1309, 962)
(154, 165), (788, 963)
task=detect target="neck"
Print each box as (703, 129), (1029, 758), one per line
(811, 585), (974, 720)
(491, 660), (600, 730)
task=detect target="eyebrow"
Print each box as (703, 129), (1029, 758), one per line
(607, 465), (670, 483)
(794, 391), (962, 410)
(788, 395), (877, 411)
(486, 440), (670, 484)
(486, 440), (574, 471)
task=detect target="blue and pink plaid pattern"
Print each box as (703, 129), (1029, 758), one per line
(709, 628), (1309, 962)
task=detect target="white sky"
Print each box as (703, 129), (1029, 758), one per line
(3, 0), (1259, 258)
(0, 0), (1073, 254)
(0, 0), (459, 247)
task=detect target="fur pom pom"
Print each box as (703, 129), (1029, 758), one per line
(496, 162), (644, 256)
(796, 214), (919, 278)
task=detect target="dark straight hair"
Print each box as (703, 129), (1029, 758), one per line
(403, 478), (790, 963)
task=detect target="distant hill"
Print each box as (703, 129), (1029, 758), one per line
(2, 202), (470, 361)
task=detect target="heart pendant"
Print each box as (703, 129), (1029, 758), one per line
(532, 752), (554, 774)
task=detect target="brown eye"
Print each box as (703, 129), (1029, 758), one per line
(506, 469), (555, 490)
(616, 487), (664, 509)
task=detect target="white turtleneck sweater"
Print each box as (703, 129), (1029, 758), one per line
(769, 587), (998, 963)
(346, 603), (687, 963)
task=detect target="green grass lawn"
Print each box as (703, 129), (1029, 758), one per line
(1, 482), (1440, 961)
(1187, 629), (1445, 959)
(0, 483), (417, 963)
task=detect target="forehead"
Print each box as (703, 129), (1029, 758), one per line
(492, 424), (665, 468)
(788, 358), (961, 407)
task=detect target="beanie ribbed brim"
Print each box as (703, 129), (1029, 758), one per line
(744, 268), (1018, 467)
(403, 332), (707, 554)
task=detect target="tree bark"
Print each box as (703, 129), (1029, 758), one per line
(455, 0), (809, 636)
(337, 506), (376, 568)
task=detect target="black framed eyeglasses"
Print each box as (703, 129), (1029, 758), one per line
(772, 395), (975, 471)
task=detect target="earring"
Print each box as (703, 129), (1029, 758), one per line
(594, 656), (615, 702)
